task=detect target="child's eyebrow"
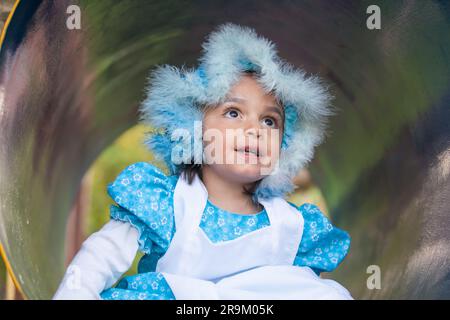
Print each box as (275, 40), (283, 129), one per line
(224, 96), (284, 120)
(223, 96), (246, 104)
(266, 106), (284, 120)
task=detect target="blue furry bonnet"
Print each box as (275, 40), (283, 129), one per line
(138, 23), (335, 201)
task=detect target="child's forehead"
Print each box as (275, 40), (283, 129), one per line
(225, 74), (282, 105)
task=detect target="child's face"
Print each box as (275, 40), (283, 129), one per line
(202, 74), (284, 185)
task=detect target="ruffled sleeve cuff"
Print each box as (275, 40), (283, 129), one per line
(106, 162), (178, 254)
(291, 202), (351, 275)
(109, 205), (154, 255)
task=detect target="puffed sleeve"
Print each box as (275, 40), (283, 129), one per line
(107, 162), (178, 255)
(290, 202), (351, 275)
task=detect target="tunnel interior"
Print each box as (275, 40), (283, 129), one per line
(0, 0), (450, 299)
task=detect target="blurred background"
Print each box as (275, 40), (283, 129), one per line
(0, 0), (449, 300)
(0, 0), (18, 300)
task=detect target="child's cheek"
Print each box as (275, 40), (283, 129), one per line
(263, 130), (282, 168)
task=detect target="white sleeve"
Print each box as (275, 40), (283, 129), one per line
(53, 220), (140, 300)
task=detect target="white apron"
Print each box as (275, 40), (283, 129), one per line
(155, 173), (353, 300)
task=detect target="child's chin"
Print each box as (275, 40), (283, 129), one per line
(228, 164), (265, 180)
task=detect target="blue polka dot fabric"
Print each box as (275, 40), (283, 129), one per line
(290, 202), (351, 275)
(100, 162), (351, 300)
(106, 162), (178, 255)
(101, 271), (175, 300)
(200, 199), (270, 243)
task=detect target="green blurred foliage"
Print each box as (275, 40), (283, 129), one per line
(315, 0), (450, 212)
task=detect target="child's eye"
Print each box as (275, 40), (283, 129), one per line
(262, 117), (278, 128)
(224, 108), (240, 118)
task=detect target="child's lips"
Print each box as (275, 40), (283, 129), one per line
(235, 145), (259, 156)
(234, 147), (260, 160)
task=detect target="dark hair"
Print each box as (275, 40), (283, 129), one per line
(180, 69), (281, 200)
(180, 163), (203, 185)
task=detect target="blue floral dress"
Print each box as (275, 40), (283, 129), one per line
(100, 162), (351, 300)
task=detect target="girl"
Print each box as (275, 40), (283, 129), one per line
(53, 23), (352, 300)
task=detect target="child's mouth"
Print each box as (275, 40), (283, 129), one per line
(234, 146), (260, 160)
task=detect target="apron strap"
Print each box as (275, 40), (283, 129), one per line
(259, 197), (304, 265)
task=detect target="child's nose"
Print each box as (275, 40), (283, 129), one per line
(245, 128), (260, 138)
(243, 116), (262, 136)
